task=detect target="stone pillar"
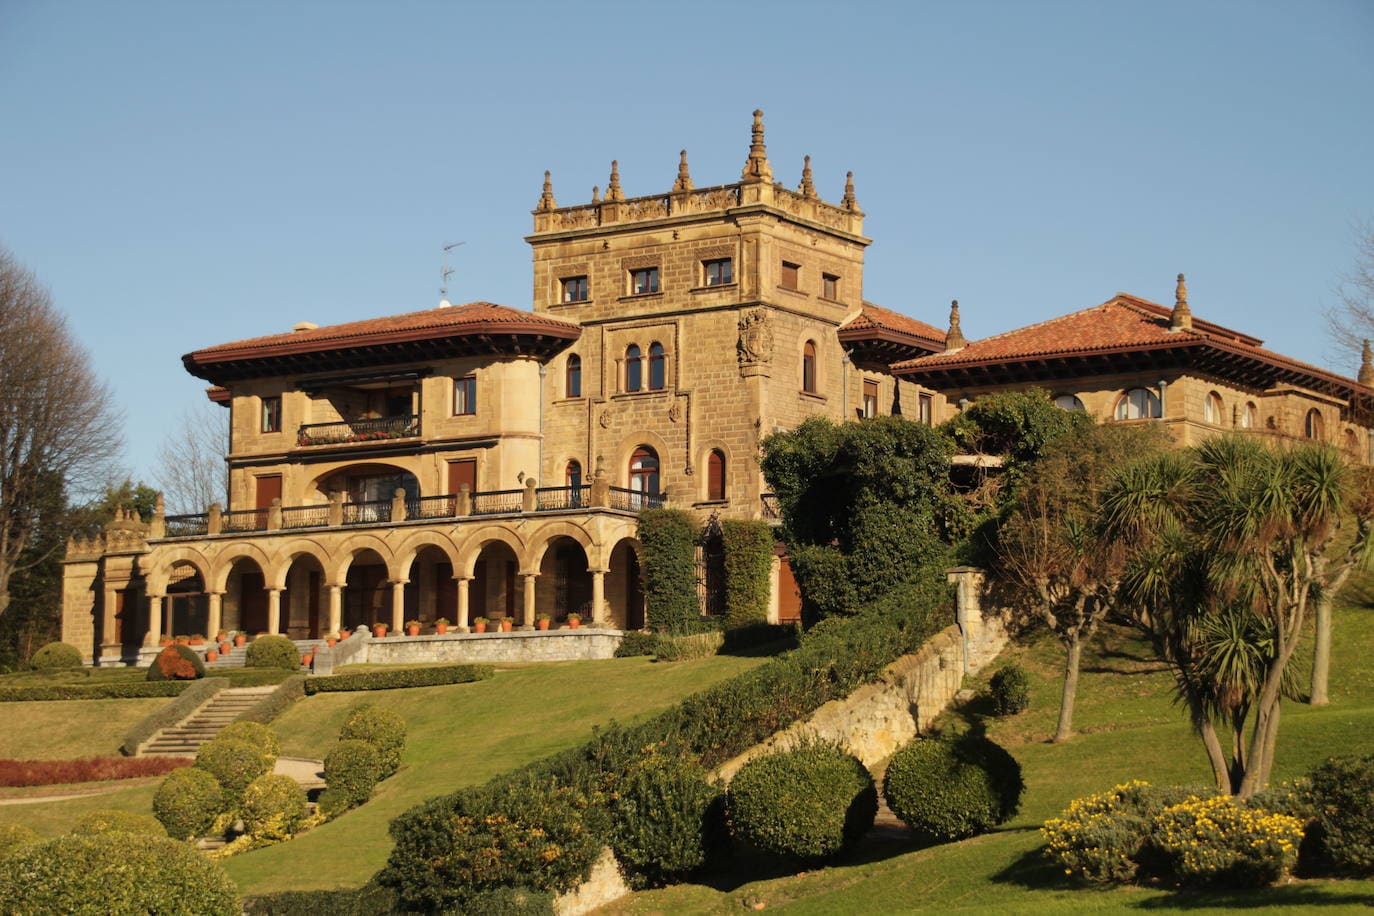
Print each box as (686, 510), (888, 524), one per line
(327, 585), (343, 636)
(207, 503), (223, 535)
(267, 588), (282, 635)
(207, 592), (223, 640)
(456, 484), (472, 516)
(328, 491), (345, 527)
(589, 568), (607, 626)
(267, 498), (283, 531)
(391, 488), (408, 523)
(522, 478), (538, 512)
(521, 573), (538, 629)
(146, 595), (164, 646)
(946, 566), (986, 673)
(456, 576), (471, 632)
(391, 581), (407, 634)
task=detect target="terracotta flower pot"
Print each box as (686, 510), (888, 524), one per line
(189, 638), (204, 647)
(406, 625), (420, 637)
(435, 623), (448, 635)
(234, 634), (247, 647)
(537, 619), (550, 631)
(159, 638), (173, 647)
(339, 631), (350, 640)
(372, 625), (388, 638)
(205, 650), (219, 662)
(325, 637), (337, 648)
(302, 652), (314, 667)
(175, 637), (189, 646)
(473, 620), (487, 633)
(219, 641), (232, 654)
(567, 618), (581, 630)
(500, 619), (513, 632)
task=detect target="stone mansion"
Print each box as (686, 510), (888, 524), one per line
(61, 111), (1374, 665)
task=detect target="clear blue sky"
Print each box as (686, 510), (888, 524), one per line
(2, 0), (1372, 486)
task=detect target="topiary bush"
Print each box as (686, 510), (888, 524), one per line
(29, 641), (82, 671)
(637, 509), (700, 634)
(726, 742), (877, 863)
(72, 808), (167, 837)
(610, 747), (725, 888)
(722, 519), (774, 629)
(1152, 794), (1303, 887)
(0, 833), (238, 915)
(246, 634), (302, 671)
(1307, 753), (1374, 874)
(884, 733), (1023, 842)
(340, 704), (406, 777)
(195, 737), (274, 809)
(242, 773), (309, 841)
(218, 720), (282, 759)
(989, 663), (1031, 715)
(146, 643), (205, 681)
(154, 765), (225, 839)
(324, 739), (381, 810)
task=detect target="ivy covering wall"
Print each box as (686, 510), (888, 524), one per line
(722, 520), (774, 629)
(636, 508), (699, 634)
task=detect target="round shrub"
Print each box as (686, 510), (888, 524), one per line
(146, 643), (205, 681)
(1153, 795), (1303, 887)
(611, 750), (724, 888)
(340, 703), (406, 778)
(726, 742), (877, 862)
(0, 833), (238, 915)
(218, 720), (281, 760)
(1308, 752), (1374, 874)
(245, 634), (301, 670)
(73, 808), (167, 837)
(883, 734), (1023, 842)
(29, 641), (82, 671)
(154, 765), (224, 839)
(195, 737), (273, 808)
(0, 823), (38, 856)
(613, 631), (660, 658)
(241, 773), (309, 841)
(989, 663), (1031, 716)
(324, 739), (381, 809)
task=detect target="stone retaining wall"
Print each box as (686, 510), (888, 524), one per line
(356, 629), (623, 665)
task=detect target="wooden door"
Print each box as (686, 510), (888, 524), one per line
(448, 460), (477, 495)
(255, 475), (282, 529)
(240, 572), (269, 633)
(776, 552), (803, 624)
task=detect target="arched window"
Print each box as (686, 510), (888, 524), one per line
(648, 342), (666, 390)
(1241, 402), (1258, 429)
(802, 340), (818, 393)
(1306, 409), (1324, 440)
(629, 446), (660, 497)
(1053, 394), (1085, 411)
(1115, 388), (1162, 420)
(625, 344), (642, 392)
(707, 450), (726, 501)
(1204, 391), (1223, 425)
(565, 460), (582, 489)
(566, 355), (581, 398)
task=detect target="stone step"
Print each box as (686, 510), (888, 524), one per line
(137, 685), (286, 756)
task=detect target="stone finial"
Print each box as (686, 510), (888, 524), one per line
(605, 161), (625, 202)
(945, 300), (967, 351)
(673, 150), (694, 192)
(842, 171), (858, 210)
(536, 170), (557, 211)
(1170, 272), (1193, 331)
(798, 155), (816, 197)
(1360, 339), (1374, 386)
(741, 109), (773, 183)
(591, 185), (600, 204)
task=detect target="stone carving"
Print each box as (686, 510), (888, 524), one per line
(599, 408), (612, 429)
(737, 308), (774, 366)
(557, 207), (599, 230)
(683, 186), (741, 213)
(624, 197), (669, 220)
(668, 401), (682, 423)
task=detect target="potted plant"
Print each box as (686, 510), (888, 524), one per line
(215, 630), (229, 643)
(219, 639), (232, 654)
(339, 629), (351, 641)
(435, 617), (450, 635)
(536, 613), (551, 631)
(174, 635), (190, 646)
(233, 632), (247, 647)
(372, 622), (389, 639)
(158, 636), (173, 647)
(566, 613), (581, 630)
(325, 635), (337, 648)
(472, 617), (488, 633)
(405, 619), (422, 637)
(188, 633), (206, 646)
(301, 651), (314, 667)
(205, 648), (219, 662)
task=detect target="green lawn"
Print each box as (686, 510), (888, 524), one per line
(0, 697), (169, 759)
(604, 605), (1374, 914)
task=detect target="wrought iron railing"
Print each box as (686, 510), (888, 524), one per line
(342, 499), (392, 525)
(609, 487), (663, 512)
(535, 485), (591, 511)
(163, 514), (209, 537)
(220, 508), (266, 532)
(281, 505), (330, 529)
(407, 494), (457, 520)
(296, 414), (420, 447)
(471, 489), (523, 516)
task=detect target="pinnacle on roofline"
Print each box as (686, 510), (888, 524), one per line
(605, 160), (625, 202)
(945, 300), (967, 351)
(536, 170), (556, 211)
(741, 109), (773, 183)
(1170, 272), (1193, 331)
(842, 171), (858, 210)
(798, 155), (816, 198)
(673, 150), (694, 192)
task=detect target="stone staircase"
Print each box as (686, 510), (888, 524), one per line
(139, 686), (278, 756)
(204, 644), (249, 668)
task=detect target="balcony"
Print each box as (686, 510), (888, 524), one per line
(296, 414), (420, 448)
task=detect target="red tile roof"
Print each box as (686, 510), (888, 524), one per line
(841, 302), (946, 346)
(838, 302), (946, 363)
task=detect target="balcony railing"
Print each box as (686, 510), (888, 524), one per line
(406, 494), (458, 520)
(343, 499), (392, 525)
(609, 487), (664, 512)
(281, 505), (330, 529)
(221, 508), (266, 532)
(536, 485), (591, 510)
(296, 414), (420, 447)
(164, 513), (209, 537)
(471, 489), (523, 516)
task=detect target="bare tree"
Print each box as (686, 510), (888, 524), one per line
(154, 402), (227, 515)
(1324, 220), (1374, 370)
(0, 247), (122, 619)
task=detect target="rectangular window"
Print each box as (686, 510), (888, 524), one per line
(453, 376), (476, 416)
(781, 261), (800, 291)
(703, 258), (733, 286)
(261, 396), (281, 433)
(630, 267), (660, 295)
(918, 393), (934, 426)
(862, 380), (879, 419)
(560, 276), (589, 303)
(822, 273), (839, 300)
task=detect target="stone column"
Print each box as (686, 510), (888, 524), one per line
(589, 568), (607, 626)
(520, 573), (538, 629)
(266, 588), (282, 635)
(207, 592), (223, 641)
(456, 576), (471, 632)
(391, 581), (407, 634)
(146, 595), (164, 646)
(327, 585), (343, 636)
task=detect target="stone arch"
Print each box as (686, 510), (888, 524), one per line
(268, 539), (336, 589)
(330, 534), (396, 584)
(143, 546), (213, 596)
(697, 438), (734, 502)
(527, 520), (597, 571)
(456, 525), (528, 577)
(605, 535), (646, 629)
(615, 430), (673, 487)
(392, 530), (462, 581)
(208, 542), (274, 594)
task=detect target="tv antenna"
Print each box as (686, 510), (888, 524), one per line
(440, 241), (466, 302)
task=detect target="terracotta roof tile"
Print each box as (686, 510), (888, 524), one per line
(841, 302), (947, 346)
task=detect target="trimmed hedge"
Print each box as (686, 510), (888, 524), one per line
(304, 663), (493, 694)
(246, 635), (302, 671)
(654, 631), (723, 662)
(73, 808), (167, 837)
(0, 833), (238, 915)
(154, 766), (224, 839)
(1308, 753), (1374, 874)
(613, 631), (660, 657)
(883, 733), (1023, 841)
(726, 742), (877, 862)
(722, 520), (774, 629)
(0, 680), (187, 702)
(0, 755), (188, 787)
(243, 882), (401, 916)
(324, 740), (381, 810)
(121, 677), (229, 755)
(29, 642), (82, 670)
(637, 509), (700, 634)
(989, 663), (1031, 715)
(236, 675), (306, 723)
(146, 643), (205, 681)
(218, 720), (282, 759)
(195, 738), (274, 808)
(341, 704), (406, 777)
(610, 748), (724, 888)
(242, 773), (309, 841)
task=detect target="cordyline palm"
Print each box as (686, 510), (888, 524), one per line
(1104, 434), (1374, 798)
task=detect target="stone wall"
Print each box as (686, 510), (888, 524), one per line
(354, 629), (623, 666)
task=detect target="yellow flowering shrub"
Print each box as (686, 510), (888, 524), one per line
(1042, 781), (1210, 884)
(1152, 795), (1303, 887)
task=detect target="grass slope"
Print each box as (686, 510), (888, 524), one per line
(0, 698), (169, 759)
(606, 604), (1374, 914)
